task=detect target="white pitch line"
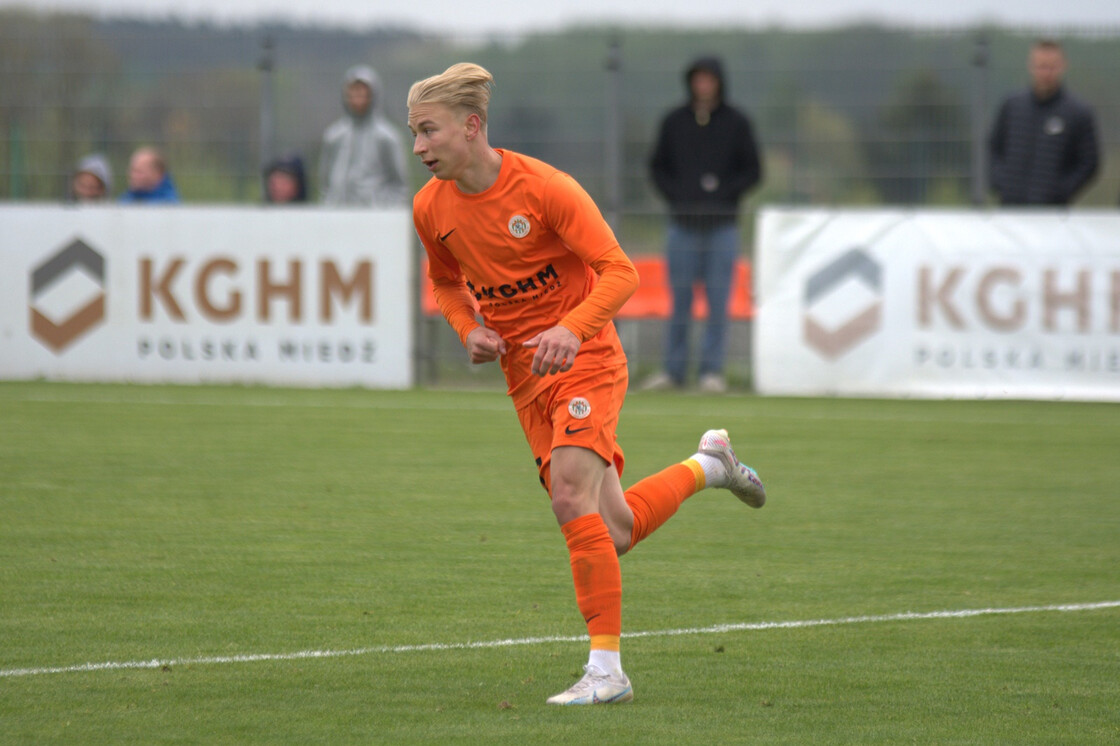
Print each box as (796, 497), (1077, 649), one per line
(5, 389), (1112, 426)
(2, 600), (1117, 680)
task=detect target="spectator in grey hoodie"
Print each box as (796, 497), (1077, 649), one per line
(319, 65), (408, 207)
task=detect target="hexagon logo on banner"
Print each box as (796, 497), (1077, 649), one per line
(803, 248), (882, 359)
(30, 238), (107, 353)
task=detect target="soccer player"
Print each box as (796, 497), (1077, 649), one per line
(407, 63), (766, 706)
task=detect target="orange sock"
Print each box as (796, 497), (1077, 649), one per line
(625, 461), (705, 549)
(561, 513), (622, 646)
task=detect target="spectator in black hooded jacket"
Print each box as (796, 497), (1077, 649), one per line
(645, 56), (762, 394)
(988, 39), (1099, 206)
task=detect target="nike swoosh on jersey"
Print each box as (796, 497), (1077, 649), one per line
(438, 228), (456, 241)
(565, 425), (592, 435)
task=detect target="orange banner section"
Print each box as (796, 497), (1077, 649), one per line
(421, 256), (753, 321)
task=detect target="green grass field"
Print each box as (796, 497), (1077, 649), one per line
(1, 382), (1118, 744)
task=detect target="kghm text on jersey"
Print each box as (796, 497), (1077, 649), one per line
(467, 263), (561, 302)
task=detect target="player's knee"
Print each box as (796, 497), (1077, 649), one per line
(608, 526), (631, 556)
(597, 504), (634, 555)
(549, 485), (591, 524)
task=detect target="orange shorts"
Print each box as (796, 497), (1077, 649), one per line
(515, 362), (628, 495)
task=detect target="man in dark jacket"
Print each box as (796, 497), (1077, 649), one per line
(645, 56), (762, 393)
(988, 40), (1099, 206)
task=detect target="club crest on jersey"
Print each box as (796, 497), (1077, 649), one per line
(508, 214), (531, 239)
(568, 397), (591, 419)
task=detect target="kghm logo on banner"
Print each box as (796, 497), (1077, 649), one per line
(29, 238), (107, 353)
(803, 248), (882, 359)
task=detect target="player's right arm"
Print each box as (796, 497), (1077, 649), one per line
(429, 258), (508, 363)
(466, 327), (507, 363)
(415, 206), (505, 361)
(415, 204), (475, 332)
(429, 272), (480, 344)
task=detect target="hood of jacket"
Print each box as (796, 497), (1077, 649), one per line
(342, 64), (384, 121)
(684, 56), (726, 105)
(263, 154), (308, 203)
(74, 153), (113, 193)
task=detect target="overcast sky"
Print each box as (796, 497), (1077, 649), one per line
(2, 0), (1118, 34)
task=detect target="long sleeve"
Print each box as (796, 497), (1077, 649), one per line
(721, 115), (762, 202)
(431, 275), (481, 346)
(987, 102), (1010, 200)
(1059, 110), (1100, 203)
(376, 123), (411, 208)
(558, 245), (639, 343)
(648, 114), (679, 203)
(415, 207), (481, 347)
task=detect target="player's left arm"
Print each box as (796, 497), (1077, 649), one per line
(523, 246), (638, 375)
(548, 172), (639, 340)
(523, 173), (639, 376)
(558, 245), (639, 342)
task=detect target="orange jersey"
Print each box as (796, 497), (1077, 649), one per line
(413, 149), (638, 407)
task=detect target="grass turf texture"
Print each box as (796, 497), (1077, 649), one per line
(1, 382), (1118, 744)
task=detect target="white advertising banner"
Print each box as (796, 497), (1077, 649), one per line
(754, 208), (1120, 401)
(0, 205), (414, 388)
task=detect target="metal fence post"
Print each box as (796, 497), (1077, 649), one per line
(605, 35), (623, 234)
(258, 35), (276, 174)
(970, 33), (990, 206)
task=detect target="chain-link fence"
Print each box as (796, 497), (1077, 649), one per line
(5, 16), (1119, 213)
(4, 14), (1119, 384)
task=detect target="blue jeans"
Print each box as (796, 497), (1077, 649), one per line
(663, 219), (739, 383)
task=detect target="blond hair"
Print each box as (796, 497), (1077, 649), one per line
(407, 63), (494, 126)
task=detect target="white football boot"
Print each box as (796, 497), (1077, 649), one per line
(698, 428), (766, 508)
(546, 665), (634, 705)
